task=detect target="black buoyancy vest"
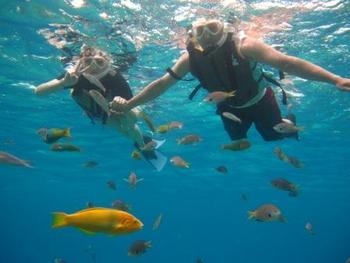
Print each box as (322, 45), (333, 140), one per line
(69, 70), (133, 122)
(187, 33), (262, 107)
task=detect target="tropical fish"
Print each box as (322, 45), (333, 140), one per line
(140, 140), (157, 152)
(107, 181), (116, 190)
(176, 134), (202, 145)
(0, 151), (33, 168)
(271, 178), (299, 197)
(52, 207), (143, 235)
(83, 160), (98, 168)
(123, 171), (143, 187)
(111, 200), (131, 212)
(215, 166), (228, 174)
(156, 124), (171, 134)
(305, 222), (315, 235)
(54, 258), (67, 263)
(51, 143), (80, 152)
(37, 128), (71, 144)
(287, 156), (304, 168)
(170, 156), (190, 168)
(152, 213), (163, 230)
(248, 204), (286, 223)
(169, 121), (183, 129)
(204, 91), (236, 103)
(128, 240), (152, 256)
(241, 193), (248, 201)
(222, 112), (242, 123)
(131, 150), (142, 160)
(273, 121), (303, 134)
(221, 140), (251, 151)
(274, 146), (288, 161)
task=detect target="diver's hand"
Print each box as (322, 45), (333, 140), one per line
(110, 96), (131, 114)
(336, 77), (350, 92)
(62, 72), (79, 87)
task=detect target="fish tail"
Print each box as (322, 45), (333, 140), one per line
(298, 126), (305, 132)
(228, 91), (236, 97)
(176, 139), (181, 145)
(247, 211), (255, 220)
(145, 241), (152, 248)
(52, 212), (68, 228)
(185, 162), (191, 168)
(64, 128), (72, 138)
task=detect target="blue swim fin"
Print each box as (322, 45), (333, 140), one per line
(136, 136), (167, 171)
(143, 149), (167, 172)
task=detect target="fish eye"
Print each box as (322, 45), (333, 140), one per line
(267, 213), (272, 218)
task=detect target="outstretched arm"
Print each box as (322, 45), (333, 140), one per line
(34, 72), (79, 96)
(240, 37), (350, 91)
(111, 52), (190, 112)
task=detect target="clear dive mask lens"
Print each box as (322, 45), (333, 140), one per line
(77, 55), (107, 74)
(193, 21), (223, 40)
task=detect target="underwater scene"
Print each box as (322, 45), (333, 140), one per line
(0, 0), (350, 262)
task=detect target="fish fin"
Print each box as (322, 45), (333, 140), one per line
(136, 178), (144, 183)
(247, 211), (256, 220)
(79, 228), (96, 235)
(52, 212), (68, 228)
(176, 139), (181, 144)
(64, 128), (72, 138)
(78, 207), (111, 213)
(123, 178), (129, 183)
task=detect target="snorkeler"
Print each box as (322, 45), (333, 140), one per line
(109, 19), (350, 149)
(35, 46), (166, 171)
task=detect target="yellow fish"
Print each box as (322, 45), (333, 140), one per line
(156, 124), (171, 134)
(131, 150), (142, 160)
(52, 207), (143, 235)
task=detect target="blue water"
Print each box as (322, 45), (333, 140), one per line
(1, 0), (350, 262)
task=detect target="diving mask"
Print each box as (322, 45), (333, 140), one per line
(192, 20), (224, 40)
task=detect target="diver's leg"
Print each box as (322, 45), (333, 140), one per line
(106, 112), (145, 147)
(253, 88), (285, 141)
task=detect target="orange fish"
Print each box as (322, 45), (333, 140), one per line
(248, 204), (286, 223)
(204, 91), (235, 104)
(52, 207), (143, 235)
(271, 178), (299, 197)
(177, 134), (202, 145)
(123, 172), (143, 187)
(170, 156), (190, 168)
(169, 121), (183, 129)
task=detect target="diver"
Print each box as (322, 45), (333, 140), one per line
(109, 18), (350, 149)
(35, 46), (166, 171)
